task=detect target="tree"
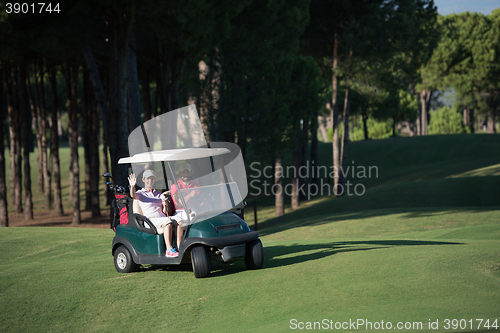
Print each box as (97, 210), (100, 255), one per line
(373, 88), (419, 136)
(36, 60), (51, 210)
(82, 68), (101, 217)
(303, 0), (437, 195)
(4, 63), (23, 214)
(198, 0), (311, 216)
(20, 62), (33, 220)
(63, 65), (80, 225)
(49, 67), (63, 215)
(0, 62), (8, 227)
(288, 56), (323, 209)
(422, 12), (500, 134)
(203, 0), (309, 149)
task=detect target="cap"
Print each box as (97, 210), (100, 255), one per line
(142, 170), (156, 179)
(178, 162), (192, 172)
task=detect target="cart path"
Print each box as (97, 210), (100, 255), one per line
(8, 209), (111, 228)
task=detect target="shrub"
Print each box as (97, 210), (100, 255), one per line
(326, 117), (393, 142)
(351, 117), (393, 141)
(428, 106), (466, 135)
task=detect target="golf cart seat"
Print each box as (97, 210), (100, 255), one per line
(132, 199), (156, 232)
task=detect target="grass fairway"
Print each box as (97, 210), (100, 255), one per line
(1, 134), (500, 332)
(1, 210), (499, 333)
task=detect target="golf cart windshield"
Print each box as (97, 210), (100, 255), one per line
(118, 105), (248, 224)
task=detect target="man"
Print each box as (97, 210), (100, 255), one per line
(170, 162), (200, 248)
(128, 170), (178, 258)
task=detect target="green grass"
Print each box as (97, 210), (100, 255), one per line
(1, 134), (500, 332)
(1, 209), (499, 332)
(246, 134), (500, 218)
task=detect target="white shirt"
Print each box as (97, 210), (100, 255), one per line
(135, 188), (165, 218)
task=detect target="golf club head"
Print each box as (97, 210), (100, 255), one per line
(102, 172), (112, 178)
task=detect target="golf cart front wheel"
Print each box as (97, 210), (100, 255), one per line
(114, 245), (139, 273)
(191, 246), (210, 278)
(245, 239), (263, 270)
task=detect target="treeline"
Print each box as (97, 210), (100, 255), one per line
(0, 1), (499, 226)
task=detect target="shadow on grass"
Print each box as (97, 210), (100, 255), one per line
(132, 240), (462, 278)
(263, 240), (463, 269)
(138, 261), (247, 278)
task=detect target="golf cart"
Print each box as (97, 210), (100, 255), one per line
(107, 105), (263, 278)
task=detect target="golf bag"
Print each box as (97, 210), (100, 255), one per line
(111, 194), (129, 231)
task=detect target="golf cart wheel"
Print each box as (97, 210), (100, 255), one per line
(114, 245), (139, 273)
(245, 239), (263, 270)
(191, 246), (210, 278)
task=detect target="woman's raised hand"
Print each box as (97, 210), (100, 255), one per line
(128, 173), (137, 187)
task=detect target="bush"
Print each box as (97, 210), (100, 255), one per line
(326, 117), (393, 142)
(351, 117), (393, 141)
(428, 106), (466, 135)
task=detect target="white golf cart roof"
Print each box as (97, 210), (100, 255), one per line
(118, 147), (230, 164)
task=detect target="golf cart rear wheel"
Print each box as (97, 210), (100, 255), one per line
(245, 239), (263, 270)
(114, 245), (139, 273)
(191, 246), (210, 278)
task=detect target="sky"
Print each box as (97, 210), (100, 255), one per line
(433, 0), (500, 16)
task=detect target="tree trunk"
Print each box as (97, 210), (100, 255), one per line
(65, 65), (80, 225)
(127, 22), (141, 132)
(415, 90), (422, 136)
(339, 85), (351, 191)
(82, 38), (110, 144)
(331, 34), (341, 196)
(468, 108), (475, 133)
(274, 157), (284, 217)
(392, 116), (397, 137)
(90, 94), (101, 217)
(416, 108), (421, 136)
(291, 132), (300, 210)
(463, 108), (468, 127)
(83, 68), (92, 211)
(20, 62), (33, 220)
(29, 63), (44, 194)
(32, 62), (43, 194)
(310, 111), (319, 187)
(487, 108), (496, 134)
(419, 90), (431, 136)
(83, 68), (101, 217)
(300, 118), (309, 201)
(102, 130), (110, 206)
(5, 63), (21, 213)
(38, 60), (51, 210)
(15, 66), (23, 213)
(107, 6), (135, 188)
(0, 63), (8, 227)
(6, 64), (23, 213)
(362, 109), (369, 140)
(317, 115), (328, 142)
(49, 68), (63, 215)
